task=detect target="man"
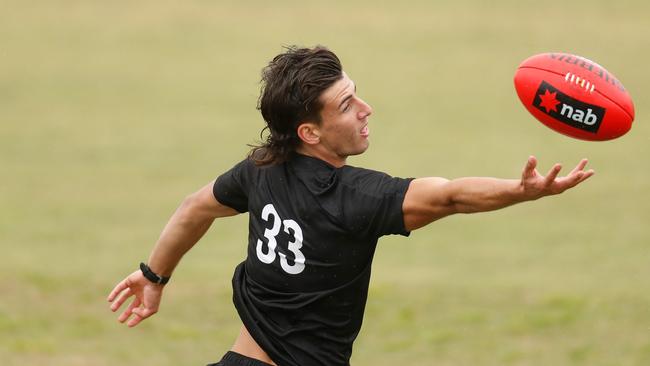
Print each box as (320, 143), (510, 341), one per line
(108, 46), (594, 366)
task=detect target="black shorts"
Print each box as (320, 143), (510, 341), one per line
(207, 351), (274, 366)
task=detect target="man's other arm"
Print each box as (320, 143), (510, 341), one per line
(403, 156), (594, 231)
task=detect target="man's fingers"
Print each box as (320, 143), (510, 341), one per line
(544, 164), (562, 185)
(576, 169), (595, 184)
(118, 297), (141, 323)
(107, 280), (128, 302)
(127, 314), (144, 328)
(557, 168), (594, 191)
(110, 287), (133, 312)
(126, 307), (157, 327)
(132, 306), (157, 320)
(522, 156), (537, 178)
(569, 159), (589, 175)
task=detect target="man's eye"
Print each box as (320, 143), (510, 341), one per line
(342, 104), (350, 112)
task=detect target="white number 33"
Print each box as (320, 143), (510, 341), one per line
(256, 203), (306, 275)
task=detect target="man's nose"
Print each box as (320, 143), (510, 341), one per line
(357, 98), (372, 119)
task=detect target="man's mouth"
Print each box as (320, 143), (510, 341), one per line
(360, 125), (370, 137)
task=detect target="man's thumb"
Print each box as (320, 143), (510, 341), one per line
(132, 307), (156, 318)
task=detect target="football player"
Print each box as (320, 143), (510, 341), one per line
(108, 46), (593, 366)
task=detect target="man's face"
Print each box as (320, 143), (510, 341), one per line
(315, 72), (373, 160)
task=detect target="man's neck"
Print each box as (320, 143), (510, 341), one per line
(295, 146), (347, 168)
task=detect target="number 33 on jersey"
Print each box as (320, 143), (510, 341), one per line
(256, 203), (306, 275)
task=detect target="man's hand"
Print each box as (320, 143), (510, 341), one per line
(107, 270), (163, 327)
(520, 156), (594, 201)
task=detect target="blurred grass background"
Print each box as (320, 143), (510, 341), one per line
(1, 0), (649, 365)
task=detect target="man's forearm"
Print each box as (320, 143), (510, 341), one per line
(447, 177), (528, 214)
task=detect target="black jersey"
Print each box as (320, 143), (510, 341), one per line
(213, 153), (412, 366)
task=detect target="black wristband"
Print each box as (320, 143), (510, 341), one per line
(140, 262), (170, 285)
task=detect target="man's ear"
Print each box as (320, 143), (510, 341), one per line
(297, 122), (320, 145)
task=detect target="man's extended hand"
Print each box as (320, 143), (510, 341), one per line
(107, 270), (164, 327)
(520, 156), (594, 200)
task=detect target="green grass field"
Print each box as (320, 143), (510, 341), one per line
(2, 1), (649, 365)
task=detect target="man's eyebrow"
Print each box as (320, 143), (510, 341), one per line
(338, 95), (353, 109)
(337, 83), (357, 110)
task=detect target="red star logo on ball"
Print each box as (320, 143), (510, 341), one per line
(538, 89), (561, 113)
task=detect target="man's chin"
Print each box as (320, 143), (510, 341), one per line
(348, 142), (370, 157)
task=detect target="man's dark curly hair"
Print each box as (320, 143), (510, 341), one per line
(249, 45), (343, 165)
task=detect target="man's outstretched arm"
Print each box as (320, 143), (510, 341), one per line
(403, 156), (594, 231)
(107, 181), (239, 327)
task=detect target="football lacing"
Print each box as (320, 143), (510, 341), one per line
(565, 72), (595, 93)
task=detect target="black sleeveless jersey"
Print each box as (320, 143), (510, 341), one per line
(213, 154), (412, 366)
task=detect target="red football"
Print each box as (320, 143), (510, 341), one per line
(514, 52), (635, 141)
